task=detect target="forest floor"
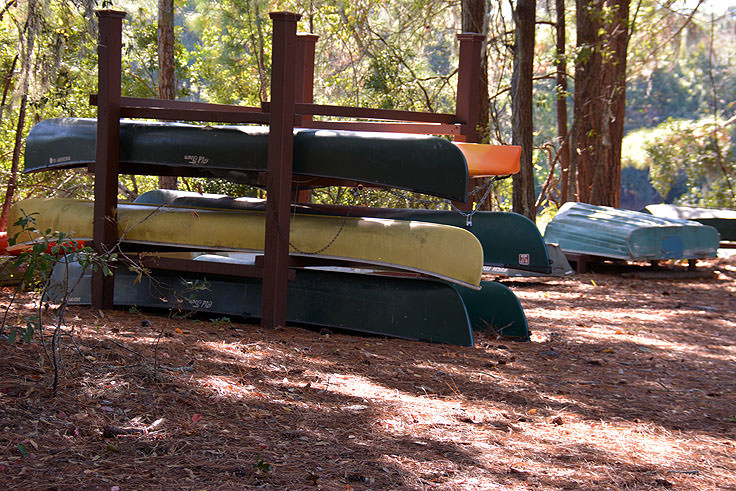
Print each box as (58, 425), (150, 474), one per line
(0, 256), (735, 490)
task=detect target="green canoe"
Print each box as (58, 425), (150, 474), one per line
(45, 254), (530, 345)
(24, 118), (470, 201)
(645, 204), (735, 243)
(544, 202), (720, 261)
(134, 190), (551, 274)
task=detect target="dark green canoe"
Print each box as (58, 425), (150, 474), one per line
(46, 255), (530, 345)
(134, 189), (551, 274)
(24, 118), (470, 201)
(645, 204), (735, 243)
(454, 281), (529, 339)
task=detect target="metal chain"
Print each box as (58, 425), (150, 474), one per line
(448, 175), (509, 226)
(271, 174), (511, 253)
(269, 207), (350, 255)
(358, 175), (511, 227)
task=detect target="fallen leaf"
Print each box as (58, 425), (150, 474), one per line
(192, 413), (202, 423)
(17, 443), (28, 457)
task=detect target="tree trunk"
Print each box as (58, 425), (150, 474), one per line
(601, 0), (629, 208)
(0, 2), (34, 232)
(511, 0), (537, 221)
(158, 0), (177, 190)
(0, 54), (18, 129)
(0, 94), (27, 232)
(556, 0), (571, 203)
(572, 0), (629, 207)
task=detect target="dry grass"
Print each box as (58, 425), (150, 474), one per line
(1, 257), (735, 490)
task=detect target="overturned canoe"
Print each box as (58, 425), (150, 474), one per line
(45, 254), (529, 345)
(645, 204), (735, 243)
(453, 281), (528, 338)
(24, 118), (517, 202)
(544, 202), (720, 261)
(134, 190), (551, 274)
(9, 197), (483, 288)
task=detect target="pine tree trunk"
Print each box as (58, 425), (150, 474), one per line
(0, 95), (28, 232)
(511, 0), (537, 221)
(572, 0), (629, 207)
(158, 0), (177, 190)
(556, 0), (571, 203)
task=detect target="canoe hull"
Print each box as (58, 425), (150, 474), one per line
(454, 282), (529, 339)
(46, 255), (529, 345)
(24, 118), (470, 201)
(645, 204), (735, 242)
(544, 202), (720, 261)
(9, 198), (484, 288)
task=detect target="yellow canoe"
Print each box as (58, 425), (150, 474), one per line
(455, 143), (521, 177)
(9, 198), (483, 288)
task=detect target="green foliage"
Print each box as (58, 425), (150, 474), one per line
(182, 178), (262, 199)
(0, 0), (100, 206)
(1, 0), (735, 215)
(5, 211), (114, 344)
(254, 454), (271, 474)
(10, 211), (79, 291)
(209, 316), (232, 328)
(645, 118), (736, 208)
(122, 6), (191, 99)
(311, 186), (447, 210)
(17, 443), (29, 457)
(185, 0), (272, 105)
(536, 201), (559, 235)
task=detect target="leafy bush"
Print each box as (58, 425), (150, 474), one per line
(645, 118), (736, 208)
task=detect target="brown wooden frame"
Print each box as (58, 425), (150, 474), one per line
(91, 9), (482, 329)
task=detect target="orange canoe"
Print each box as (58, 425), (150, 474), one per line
(454, 143), (521, 177)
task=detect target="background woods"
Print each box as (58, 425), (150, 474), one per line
(0, 0), (734, 231)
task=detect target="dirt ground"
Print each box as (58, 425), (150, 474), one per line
(0, 256), (735, 490)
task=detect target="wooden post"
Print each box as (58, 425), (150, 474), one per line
(455, 33), (484, 144)
(261, 12), (300, 329)
(295, 33), (318, 203)
(92, 10), (125, 309)
(294, 33), (318, 126)
(454, 33), (483, 211)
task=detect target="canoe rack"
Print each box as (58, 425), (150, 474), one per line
(87, 9), (486, 329)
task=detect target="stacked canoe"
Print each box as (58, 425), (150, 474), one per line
(10, 118), (545, 345)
